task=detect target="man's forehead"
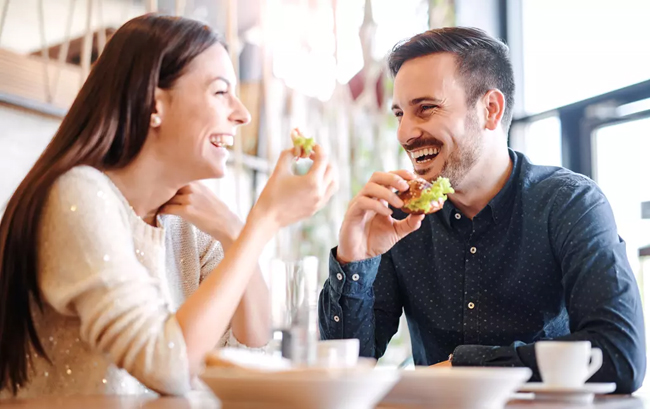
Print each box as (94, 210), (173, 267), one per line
(393, 53), (461, 103)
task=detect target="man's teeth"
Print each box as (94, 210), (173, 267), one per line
(410, 147), (440, 159)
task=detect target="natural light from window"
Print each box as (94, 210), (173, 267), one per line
(521, 0), (650, 114)
(267, 0), (429, 101)
(510, 116), (563, 167)
(593, 117), (650, 282)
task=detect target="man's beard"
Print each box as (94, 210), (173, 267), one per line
(417, 110), (482, 187)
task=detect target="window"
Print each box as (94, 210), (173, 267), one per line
(520, 0), (650, 114)
(592, 117), (650, 278)
(509, 115), (562, 166)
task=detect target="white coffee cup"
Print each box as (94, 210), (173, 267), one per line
(317, 339), (360, 368)
(535, 341), (603, 387)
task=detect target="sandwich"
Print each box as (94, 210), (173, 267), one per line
(291, 128), (315, 158)
(398, 176), (454, 215)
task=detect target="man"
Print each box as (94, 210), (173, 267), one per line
(318, 27), (645, 393)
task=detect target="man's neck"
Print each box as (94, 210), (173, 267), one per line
(448, 147), (512, 220)
(105, 154), (183, 226)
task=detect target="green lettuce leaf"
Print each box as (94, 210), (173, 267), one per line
(404, 177), (455, 212)
(294, 136), (315, 156)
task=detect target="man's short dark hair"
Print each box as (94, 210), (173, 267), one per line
(388, 27), (515, 132)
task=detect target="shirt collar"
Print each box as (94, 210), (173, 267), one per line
(437, 149), (520, 226)
(439, 198), (456, 228)
(486, 149), (520, 225)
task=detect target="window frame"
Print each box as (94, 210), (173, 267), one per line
(505, 0), (650, 177)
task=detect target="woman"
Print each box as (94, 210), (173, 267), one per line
(0, 15), (336, 397)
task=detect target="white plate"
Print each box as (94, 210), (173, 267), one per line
(518, 382), (617, 404)
(210, 347), (292, 371)
(200, 365), (399, 409)
(382, 367), (532, 409)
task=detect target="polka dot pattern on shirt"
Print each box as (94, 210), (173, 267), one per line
(319, 149), (645, 393)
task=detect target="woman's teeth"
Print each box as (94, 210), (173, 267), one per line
(209, 134), (234, 148)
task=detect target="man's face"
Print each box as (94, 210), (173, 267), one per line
(392, 52), (483, 188)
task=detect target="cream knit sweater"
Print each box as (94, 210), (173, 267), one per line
(7, 166), (249, 397)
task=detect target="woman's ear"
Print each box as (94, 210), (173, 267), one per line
(150, 88), (166, 128)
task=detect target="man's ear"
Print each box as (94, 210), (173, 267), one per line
(483, 89), (506, 131)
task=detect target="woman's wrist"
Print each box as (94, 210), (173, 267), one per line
(245, 205), (281, 241)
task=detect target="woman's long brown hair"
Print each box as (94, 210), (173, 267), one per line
(0, 14), (222, 394)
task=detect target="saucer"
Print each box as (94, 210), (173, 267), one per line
(519, 382), (616, 404)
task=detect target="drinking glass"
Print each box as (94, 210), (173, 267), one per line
(269, 256), (319, 366)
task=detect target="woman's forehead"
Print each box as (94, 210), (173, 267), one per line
(181, 43), (236, 86)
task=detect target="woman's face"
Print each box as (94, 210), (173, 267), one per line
(151, 43), (251, 181)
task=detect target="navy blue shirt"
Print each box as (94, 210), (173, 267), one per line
(319, 150), (645, 393)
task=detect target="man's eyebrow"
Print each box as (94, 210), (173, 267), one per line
(392, 96), (444, 111)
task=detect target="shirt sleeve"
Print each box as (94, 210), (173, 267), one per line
(452, 179), (646, 394)
(38, 171), (191, 395)
(318, 248), (403, 359)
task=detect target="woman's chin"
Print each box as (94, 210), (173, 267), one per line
(208, 166), (226, 179)
(190, 162), (226, 180)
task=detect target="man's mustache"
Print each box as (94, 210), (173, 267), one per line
(402, 137), (443, 152)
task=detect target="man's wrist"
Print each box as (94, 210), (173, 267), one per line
(336, 246), (372, 265)
(335, 248), (354, 266)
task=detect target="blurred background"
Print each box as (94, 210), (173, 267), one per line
(0, 0), (649, 368)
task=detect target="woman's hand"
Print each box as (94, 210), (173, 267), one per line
(160, 182), (243, 247)
(250, 145), (338, 229)
(162, 144), (338, 243)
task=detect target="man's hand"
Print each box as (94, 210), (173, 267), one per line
(337, 170), (433, 264)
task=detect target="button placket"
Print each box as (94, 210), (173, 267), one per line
(463, 223), (481, 344)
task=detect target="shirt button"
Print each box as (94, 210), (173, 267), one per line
(455, 213), (461, 220)
(336, 273), (343, 281)
(352, 274), (360, 281)
(470, 247), (477, 254)
(334, 315), (340, 322)
(468, 302), (475, 309)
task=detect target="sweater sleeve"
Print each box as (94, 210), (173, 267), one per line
(38, 169), (192, 395)
(196, 229), (224, 283)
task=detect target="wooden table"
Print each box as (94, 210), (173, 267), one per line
(1, 393), (647, 409)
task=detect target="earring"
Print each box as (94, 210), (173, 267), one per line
(151, 114), (162, 127)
